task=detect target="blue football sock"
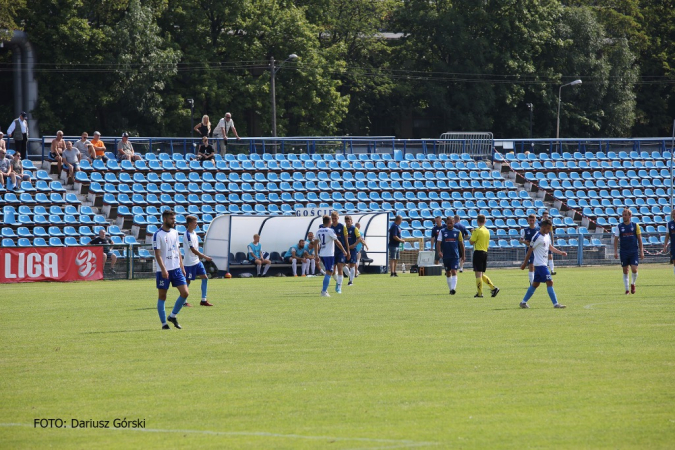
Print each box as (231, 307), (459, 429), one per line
(157, 300), (166, 324)
(171, 296), (186, 316)
(522, 285), (537, 303)
(322, 274), (331, 292)
(201, 278), (208, 299)
(547, 286), (558, 305)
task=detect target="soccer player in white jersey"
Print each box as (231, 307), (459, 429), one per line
(518, 219), (568, 309)
(316, 215), (347, 297)
(182, 215), (214, 307)
(153, 209), (189, 329)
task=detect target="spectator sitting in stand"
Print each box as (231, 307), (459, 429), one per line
(74, 131), (94, 162)
(0, 148), (13, 190)
(90, 131), (108, 163)
(116, 132), (141, 162)
(284, 239), (308, 277)
(48, 130), (66, 173)
(61, 140), (81, 184)
(10, 151), (30, 191)
(90, 229), (117, 273)
(248, 234), (271, 277)
(196, 136), (216, 162)
(0, 131), (6, 152)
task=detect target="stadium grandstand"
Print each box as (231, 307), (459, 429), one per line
(1, 135), (673, 278)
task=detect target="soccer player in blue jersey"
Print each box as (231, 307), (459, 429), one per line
(519, 219), (567, 309)
(453, 215), (469, 272)
(613, 209), (644, 294)
(519, 214), (540, 285)
(662, 210), (675, 277)
(284, 239), (309, 277)
(248, 234), (271, 277)
(430, 216), (446, 265)
(153, 209), (189, 329)
(437, 216), (465, 295)
(331, 211), (350, 293)
(316, 215), (348, 297)
(182, 215), (213, 307)
(344, 215), (361, 286)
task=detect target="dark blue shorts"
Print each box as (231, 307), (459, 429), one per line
(334, 250), (346, 265)
(185, 262), (206, 281)
(156, 268), (187, 289)
(321, 256), (335, 273)
(527, 252), (534, 264)
(533, 265), (552, 283)
(669, 248), (675, 263)
(443, 258), (459, 271)
(348, 249), (358, 264)
(620, 252), (639, 267)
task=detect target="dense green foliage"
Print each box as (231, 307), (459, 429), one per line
(2, 265), (674, 448)
(1, 0), (673, 138)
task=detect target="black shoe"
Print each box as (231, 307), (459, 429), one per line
(348, 281), (353, 286)
(450, 289), (456, 295)
(162, 324), (170, 330)
(167, 316), (182, 329)
(393, 273), (399, 277)
(551, 271), (557, 275)
(390, 273), (394, 277)
(491, 287), (500, 298)
(474, 294), (484, 298)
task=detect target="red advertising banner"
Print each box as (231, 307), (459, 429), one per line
(0, 246), (104, 283)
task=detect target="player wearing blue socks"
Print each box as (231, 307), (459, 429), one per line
(316, 215), (348, 297)
(182, 215), (214, 307)
(153, 209), (189, 329)
(519, 219), (567, 309)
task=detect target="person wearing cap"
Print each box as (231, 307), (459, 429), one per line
(0, 148), (12, 189)
(74, 132), (94, 161)
(213, 112), (240, 156)
(90, 131), (108, 163)
(0, 131), (6, 152)
(90, 229), (117, 273)
(7, 112), (28, 159)
(116, 132), (141, 162)
(48, 130), (66, 173)
(10, 151), (30, 190)
(61, 140), (82, 184)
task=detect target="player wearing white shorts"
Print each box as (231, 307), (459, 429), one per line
(316, 215), (347, 297)
(182, 215), (214, 307)
(153, 210), (189, 329)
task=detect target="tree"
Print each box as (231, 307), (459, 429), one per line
(0, 0), (26, 42)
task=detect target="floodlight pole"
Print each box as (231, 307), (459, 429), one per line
(270, 54), (298, 139)
(556, 79), (582, 147)
(526, 103), (533, 139)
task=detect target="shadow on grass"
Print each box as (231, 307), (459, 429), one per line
(83, 329), (153, 335)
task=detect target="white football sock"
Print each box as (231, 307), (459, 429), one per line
(623, 274), (629, 291)
(529, 271), (534, 284)
(301, 262), (308, 275)
(446, 277), (452, 290)
(257, 264), (261, 275)
(310, 259), (316, 274)
(291, 259), (297, 275)
(349, 267), (355, 282)
(451, 275), (458, 290)
(549, 258), (555, 272)
(263, 263), (270, 275)
(631, 271), (638, 285)
(337, 274), (343, 287)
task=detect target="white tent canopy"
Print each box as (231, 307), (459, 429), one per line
(204, 213), (390, 272)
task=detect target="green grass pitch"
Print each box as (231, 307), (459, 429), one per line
(1, 264), (674, 449)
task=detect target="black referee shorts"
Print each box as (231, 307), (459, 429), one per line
(473, 250), (488, 272)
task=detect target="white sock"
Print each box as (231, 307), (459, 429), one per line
(332, 273), (337, 281)
(623, 274), (629, 291)
(529, 271), (534, 284)
(310, 259), (315, 274)
(549, 258), (555, 272)
(292, 259), (297, 275)
(673, 266), (675, 276)
(263, 263), (270, 275)
(631, 272), (638, 285)
(301, 262), (308, 275)
(348, 267), (355, 282)
(451, 275), (458, 290)
(337, 274), (343, 287)
(343, 266), (350, 277)
(446, 277), (452, 290)
(257, 264), (261, 275)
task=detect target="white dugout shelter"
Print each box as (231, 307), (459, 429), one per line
(204, 213), (390, 273)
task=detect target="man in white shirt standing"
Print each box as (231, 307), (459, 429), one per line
(519, 219), (568, 309)
(316, 215), (348, 297)
(7, 111), (28, 159)
(153, 209), (190, 329)
(213, 112), (240, 156)
(182, 215), (214, 307)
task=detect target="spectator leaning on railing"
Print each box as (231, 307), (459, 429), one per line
(213, 112), (240, 156)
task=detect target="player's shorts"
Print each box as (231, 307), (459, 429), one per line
(670, 248), (675, 264)
(348, 249), (358, 264)
(472, 250), (488, 272)
(249, 251), (270, 262)
(527, 252), (534, 264)
(334, 250), (346, 265)
(443, 258), (459, 271)
(620, 252), (639, 267)
(533, 265), (552, 283)
(156, 268), (187, 289)
(184, 262), (207, 281)
(388, 244), (400, 259)
(434, 248), (441, 262)
(321, 256), (335, 272)
(103, 250), (113, 258)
